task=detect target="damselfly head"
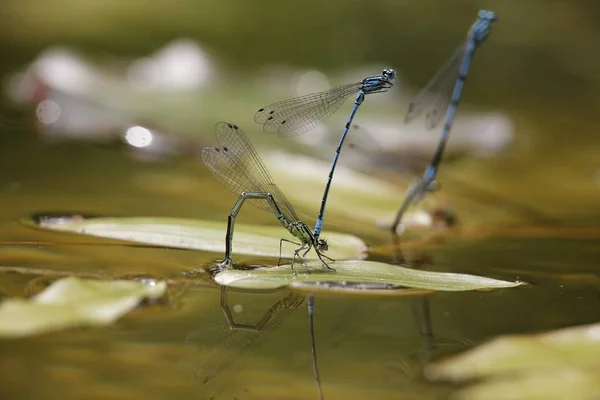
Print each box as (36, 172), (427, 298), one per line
(471, 10), (497, 42)
(382, 68), (397, 81)
(478, 10), (497, 22)
(316, 238), (329, 252)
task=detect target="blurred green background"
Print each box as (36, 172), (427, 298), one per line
(0, 1), (599, 399)
(3, 0), (600, 118)
(1, 0), (599, 225)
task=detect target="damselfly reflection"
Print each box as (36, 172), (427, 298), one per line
(391, 234), (474, 364)
(183, 286), (323, 399)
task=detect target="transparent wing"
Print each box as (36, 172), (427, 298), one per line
(405, 42), (467, 130)
(255, 82), (362, 137)
(201, 122), (300, 221)
(334, 124), (383, 173)
(345, 124), (382, 156)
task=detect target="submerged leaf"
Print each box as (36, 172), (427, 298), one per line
(425, 322), (600, 399)
(214, 260), (525, 291)
(33, 216), (367, 261)
(0, 277), (166, 338)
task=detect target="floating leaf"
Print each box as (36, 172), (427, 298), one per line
(33, 216), (367, 261)
(425, 322), (600, 399)
(214, 260), (525, 291)
(0, 277), (166, 338)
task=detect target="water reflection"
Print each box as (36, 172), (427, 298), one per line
(391, 234), (474, 364)
(183, 286), (323, 399)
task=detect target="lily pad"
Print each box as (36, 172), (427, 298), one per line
(214, 260), (525, 291)
(0, 277), (166, 338)
(424, 322), (600, 400)
(32, 216), (367, 261)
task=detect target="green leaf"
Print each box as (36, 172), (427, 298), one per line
(0, 277), (166, 338)
(33, 216), (367, 261)
(424, 322), (600, 399)
(214, 260), (525, 291)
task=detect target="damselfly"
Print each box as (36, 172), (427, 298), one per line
(201, 122), (334, 270)
(255, 69), (396, 239)
(391, 10), (497, 232)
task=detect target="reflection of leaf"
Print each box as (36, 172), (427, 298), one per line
(425, 322), (600, 400)
(214, 260), (525, 291)
(0, 277), (166, 338)
(33, 216), (367, 261)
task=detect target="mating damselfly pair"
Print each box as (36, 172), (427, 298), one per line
(202, 10), (497, 271)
